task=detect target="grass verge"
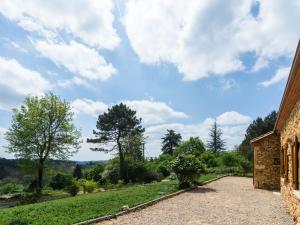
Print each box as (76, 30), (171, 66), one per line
(197, 173), (225, 185)
(0, 180), (178, 225)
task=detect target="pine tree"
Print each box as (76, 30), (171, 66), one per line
(73, 164), (82, 180)
(206, 121), (226, 153)
(161, 130), (182, 155)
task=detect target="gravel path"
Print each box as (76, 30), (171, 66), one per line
(97, 177), (293, 225)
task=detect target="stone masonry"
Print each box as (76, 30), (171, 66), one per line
(252, 134), (280, 190)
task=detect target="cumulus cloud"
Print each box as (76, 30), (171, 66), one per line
(0, 57), (50, 110)
(258, 67), (290, 87)
(71, 98), (188, 125)
(35, 40), (117, 81)
(0, 127), (7, 135)
(123, 100), (188, 125)
(216, 111), (252, 125)
(124, 0), (300, 80)
(0, 0), (120, 49)
(144, 112), (251, 157)
(71, 99), (108, 118)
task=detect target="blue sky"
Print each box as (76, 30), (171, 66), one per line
(0, 0), (299, 161)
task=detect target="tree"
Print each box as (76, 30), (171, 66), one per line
(123, 133), (145, 161)
(175, 137), (205, 156)
(206, 120), (226, 153)
(73, 164), (82, 180)
(161, 130), (182, 155)
(87, 103), (144, 182)
(238, 110), (277, 161)
(5, 93), (81, 192)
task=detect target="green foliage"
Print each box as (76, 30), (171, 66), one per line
(175, 137), (205, 157)
(66, 179), (80, 196)
(238, 110), (277, 161)
(5, 93), (81, 191)
(85, 163), (105, 183)
(8, 218), (29, 225)
(0, 181), (178, 225)
(171, 154), (205, 188)
(73, 164), (82, 180)
(49, 173), (72, 190)
(123, 133), (145, 161)
(84, 180), (98, 193)
(206, 121), (226, 153)
(0, 183), (25, 195)
(88, 103), (145, 182)
(161, 130), (182, 155)
(116, 180), (124, 188)
(198, 151), (218, 167)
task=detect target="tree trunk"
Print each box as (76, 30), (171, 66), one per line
(117, 139), (127, 183)
(37, 160), (44, 193)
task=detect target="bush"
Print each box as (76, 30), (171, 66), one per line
(85, 163), (105, 182)
(171, 154), (205, 188)
(158, 165), (170, 177)
(116, 180), (124, 188)
(143, 170), (162, 183)
(84, 180), (98, 193)
(49, 173), (72, 190)
(0, 183), (24, 195)
(9, 219), (29, 225)
(199, 151), (218, 167)
(66, 179), (80, 196)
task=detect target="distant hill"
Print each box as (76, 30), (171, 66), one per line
(0, 158), (108, 182)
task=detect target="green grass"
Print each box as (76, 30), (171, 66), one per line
(0, 180), (178, 225)
(197, 173), (224, 185)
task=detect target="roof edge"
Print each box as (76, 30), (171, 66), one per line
(250, 131), (276, 144)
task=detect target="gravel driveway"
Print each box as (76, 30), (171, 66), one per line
(97, 177), (293, 225)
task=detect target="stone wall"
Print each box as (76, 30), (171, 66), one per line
(253, 134), (280, 190)
(280, 98), (300, 220)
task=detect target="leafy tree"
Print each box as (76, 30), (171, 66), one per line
(5, 93), (81, 192)
(238, 110), (277, 161)
(73, 164), (82, 180)
(199, 151), (218, 167)
(175, 137), (205, 156)
(161, 130), (182, 155)
(87, 103), (144, 182)
(123, 133), (145, 161)
(171, 154), (205, 188)
(206, 121), (226, 153)
(86, 163), (105, 182)
(49, 173), (72, 190)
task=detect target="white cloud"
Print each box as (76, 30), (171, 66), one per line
(71, 98), (188, 124)
(123, 100), (188, 125)
(0, 57), (49, 96)
(144, 112), (251, 157)
(0, 0), (120, 49)
(35, 40), (117, 81)
(258, 67), (290, 87)
(71, 99), (108, 117)
(216, 111), (252, 125)
(124, 0), (300, 80)
(0, 127), (7, 135)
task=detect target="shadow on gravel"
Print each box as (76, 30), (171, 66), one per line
(190, 187), (217, 193)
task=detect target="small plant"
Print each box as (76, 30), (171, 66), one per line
(116, 180), (124, 188)
(85, 180), (98, 193)
(171, 154), (205, 189)
(9, 218), (29, 225)
(66, 179), (80, 196)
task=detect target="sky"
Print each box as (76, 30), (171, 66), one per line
(0, 0), (299, 161)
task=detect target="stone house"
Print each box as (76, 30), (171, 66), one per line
(251, 40), (300, 220)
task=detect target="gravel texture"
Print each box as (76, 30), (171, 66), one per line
(97, 177), (294, 225)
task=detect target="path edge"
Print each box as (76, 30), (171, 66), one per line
(73, 175), (228, 225)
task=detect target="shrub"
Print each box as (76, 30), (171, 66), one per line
(0, 183), (24, 195)
(143, 170), (162, 183)
(49, 173), (72, 190)
(126, 160), (147, 183)
(66, 179), (80, 196)
(116, 180), (124, 188)
(171, 154), (205, 188)
(158, 165), (170, 177)
(84, 180), (98, 193)
(198, 151), (218, 167)
(85, 163), (105, 182)
(8, 219), (29, 225)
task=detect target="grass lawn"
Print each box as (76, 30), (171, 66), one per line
(0, 180), (178, 225)
(197, 173), (224, 185)
(0, 175), (222, 225)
